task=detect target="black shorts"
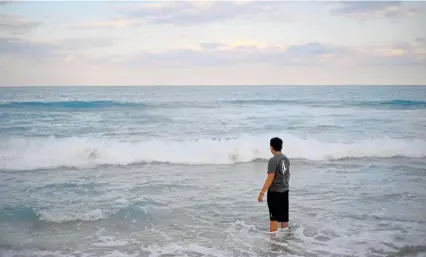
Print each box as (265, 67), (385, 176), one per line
(267, 190), (289, 222)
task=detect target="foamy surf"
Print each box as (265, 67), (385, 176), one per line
(36, 208), (107, 223)
(1, 134), (425, 170)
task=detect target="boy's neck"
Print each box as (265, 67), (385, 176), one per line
(272, 151), (281, 155)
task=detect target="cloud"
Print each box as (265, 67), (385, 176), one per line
(78, 1), (296, 29)
(0, 36), (115, 61)
(358, 38), (426, 66)
(368, 54), (426, 67)
(266, 43), (354, 66)
(58, 38), (115, 50)
(196, 40), (270, 51)
(2, 33), (424, 68)
(124, 42), (354, 68)
(0, 37), (55, 60)
(75, 19), (143, 29)
(101, 40), (425, 69)
(0, 13), (42, 35)
(199, 42), (227, 50)
(285, 42), (349, 56)
(332, 1), (417, 20)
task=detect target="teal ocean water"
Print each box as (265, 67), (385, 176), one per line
(1, 86), (426, 257)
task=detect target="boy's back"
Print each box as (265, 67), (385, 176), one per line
(267, 153), (290, 192)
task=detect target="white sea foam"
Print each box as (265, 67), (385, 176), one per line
(36, 208), (107, 223)
(102, 250), (139, 257)
(0, 250), (140, 257)
(91, 236), (132, 247)
(1, 135), (425, 170)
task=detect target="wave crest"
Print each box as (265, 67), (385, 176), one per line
(1, 135), (425, 171)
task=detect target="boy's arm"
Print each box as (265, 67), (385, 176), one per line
(259, 173), (275, 195)
(258, 159), (276, 201)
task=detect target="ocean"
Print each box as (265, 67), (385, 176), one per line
(0, 86), (425, 257)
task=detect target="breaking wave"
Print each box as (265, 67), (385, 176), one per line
(1, 135), (425, 171)
(36, 209), (107, 223)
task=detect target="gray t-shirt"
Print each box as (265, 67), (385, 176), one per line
(267, 153), (290, 192)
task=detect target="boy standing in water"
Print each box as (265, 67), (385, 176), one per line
(258, 137), (290, 232)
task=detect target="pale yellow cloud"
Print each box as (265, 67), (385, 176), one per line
(84, 19), (142, 29)
(232, 0), (255, 5)
(231, 40), (268, 49)
(186, 1), (215, 10)
(191, 40), (282, 51)
(375, 48), (407, 57)
(364, 38), (426, 63)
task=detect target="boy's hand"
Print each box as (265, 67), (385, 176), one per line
(257, 192), (264, 202)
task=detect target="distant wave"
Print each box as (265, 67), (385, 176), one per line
(1, 99), (425, 110)
(359, 100), (426, 109)
(0, 100), (143, 109)
(0, 100), (217, 110)
(229, 99), (426, 109)
(227, 99), (312, 105)
(1, 135), (425, 171)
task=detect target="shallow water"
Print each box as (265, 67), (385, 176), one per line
(1, 86), (426, 257)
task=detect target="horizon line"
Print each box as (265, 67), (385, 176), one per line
(1, 84), (426, 88)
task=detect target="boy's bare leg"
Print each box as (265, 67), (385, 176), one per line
(270, 221), (278, 232)
(281, 222), (289, 229)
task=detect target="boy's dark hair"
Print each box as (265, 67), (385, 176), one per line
(270, 137), (283, 151)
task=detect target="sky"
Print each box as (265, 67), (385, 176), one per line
(0, 0), (425, 86)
